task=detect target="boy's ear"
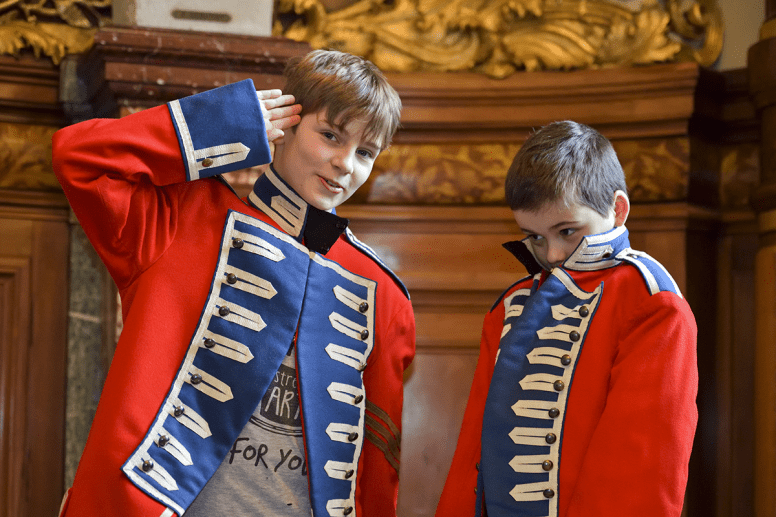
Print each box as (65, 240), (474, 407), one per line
(613, 190), (630, 226)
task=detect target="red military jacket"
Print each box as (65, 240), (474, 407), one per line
(436, 227), (697, 517)
(53, 80), (415, 517)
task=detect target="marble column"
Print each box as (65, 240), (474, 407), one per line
(748, 2), (776, 515)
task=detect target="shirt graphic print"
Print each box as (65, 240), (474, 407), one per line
(186, 344), (312, 516)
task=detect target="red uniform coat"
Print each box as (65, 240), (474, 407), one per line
(436, 226), (697, 517)
(53, 80), (415, 517)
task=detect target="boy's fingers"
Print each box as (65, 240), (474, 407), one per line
(273, 114), (301, 131)
(256, 89), (283, 101)
(262, 94), (297, 110)
(266, 104), (302, 121)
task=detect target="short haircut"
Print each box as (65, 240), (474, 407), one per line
(283, 49), (402, 150)
(505, 121), (627, 217)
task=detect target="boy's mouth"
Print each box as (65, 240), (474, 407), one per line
(320, 176), (344, 192)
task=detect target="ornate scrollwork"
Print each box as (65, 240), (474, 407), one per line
(275, 0), (723, 77)
(0, 1), (111, 63)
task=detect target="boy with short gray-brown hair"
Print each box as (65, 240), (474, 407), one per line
(54, 49), (414, 517)
(437, 121), (697, 517)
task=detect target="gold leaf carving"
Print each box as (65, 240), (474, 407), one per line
(275, 0), (723, 76)
(0, 123), (60, 190)
(357, 137), (689, 204)
(0, 1), (109, 63)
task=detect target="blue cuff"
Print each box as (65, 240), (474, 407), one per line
(168, 79), (272, 181)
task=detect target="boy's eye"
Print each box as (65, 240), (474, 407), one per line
(560, 228), (577, 237)
(322, 131), (336, 140)
(357, 149), (374, 159)
(528, 234), (544, 243)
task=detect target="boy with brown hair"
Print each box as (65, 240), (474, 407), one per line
(54, 49), (415, 517)
(436, 120), (697, 517)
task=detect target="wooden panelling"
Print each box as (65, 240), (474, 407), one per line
(0, 190), (70, 517)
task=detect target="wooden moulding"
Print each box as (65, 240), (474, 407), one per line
(71, 26), (311, 114)
(0, 54), (63, 126)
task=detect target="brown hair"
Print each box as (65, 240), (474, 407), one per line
(283, 49), (402, 150)
(504, 121), (627, 217)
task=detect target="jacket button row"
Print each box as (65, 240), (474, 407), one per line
(174, 405), (185, 417)
(201, 158), (214, 167)
(219, 306), (230, 317)
(204, 338), (216, 348)
(569, 330), (580, 342)
(347, 432), (359, 442)
(553, 380), (565, 392)
(158, 435), (170, 447)
(560, 354), (572, 366)
(548, 408), (560, 418)
(543, 488), (555, 499)
(542, 460), (554, 471)
(360, 329), (369, 340)
(344, 507), (353, 515)
(142, 459), (154, 472)
(345, 469), (355, 479)
(545, 433), (557, 444)
(353, 394), (364, 404)
(359, 302), (369, 313)
(191, 374), (203, 385)
(226, 273), (237, 284)
(578, 305), (589, 317)
(232, 238), (244, 249)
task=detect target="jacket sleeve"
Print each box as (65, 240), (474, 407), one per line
(52, 79), (271, 289)
(564, 291), (698, 516)
(435, 306), (504, 517)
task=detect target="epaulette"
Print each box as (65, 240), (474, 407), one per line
(343, 228), (410, 300)
(617, 248), (684, 298)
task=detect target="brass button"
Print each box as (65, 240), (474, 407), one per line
(543, 488), (555, 499)
(142, 459), (154, 472)
(191, 373), (202, 384)
(579, 305), (589, 317)
(173, 405), (185, 417)
(358, 363), (367, 372)
(219, 306), (230, 317)
(560, 354), (572, 366)
(204, 338), (216, 348)
(343, 508), (353, 516)
(232, 238), (244, 249)
(347, 432), (359, 442)
(359, 302), (369, 313)
(548, 408), (560, 418)
(553, 380), (565, 392)
(201, 158), (214, 167)
(569, 330), (580, 342)
(602, 252), (612, 259)
(345, 469), (354, 479)
(542, 460), (553, 471)
(360, 329), (369, 340)
(353, 394), (364, 404)
(158, 435), (170, 447)
(226, 273), (237, 284)
(545, 433), (556, 444)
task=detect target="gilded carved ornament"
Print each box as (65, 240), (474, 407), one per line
(274, 0), (723, 77)
(0, 0), (109, 64)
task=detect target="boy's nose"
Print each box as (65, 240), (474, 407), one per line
(333, 149), (355, 174)
(546, 245), (567, 268)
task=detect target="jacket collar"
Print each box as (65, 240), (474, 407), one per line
(247, 166), (349, 255)
(503, 225), (631, 274)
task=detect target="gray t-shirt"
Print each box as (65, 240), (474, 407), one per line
(186, 345), (312, 515)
